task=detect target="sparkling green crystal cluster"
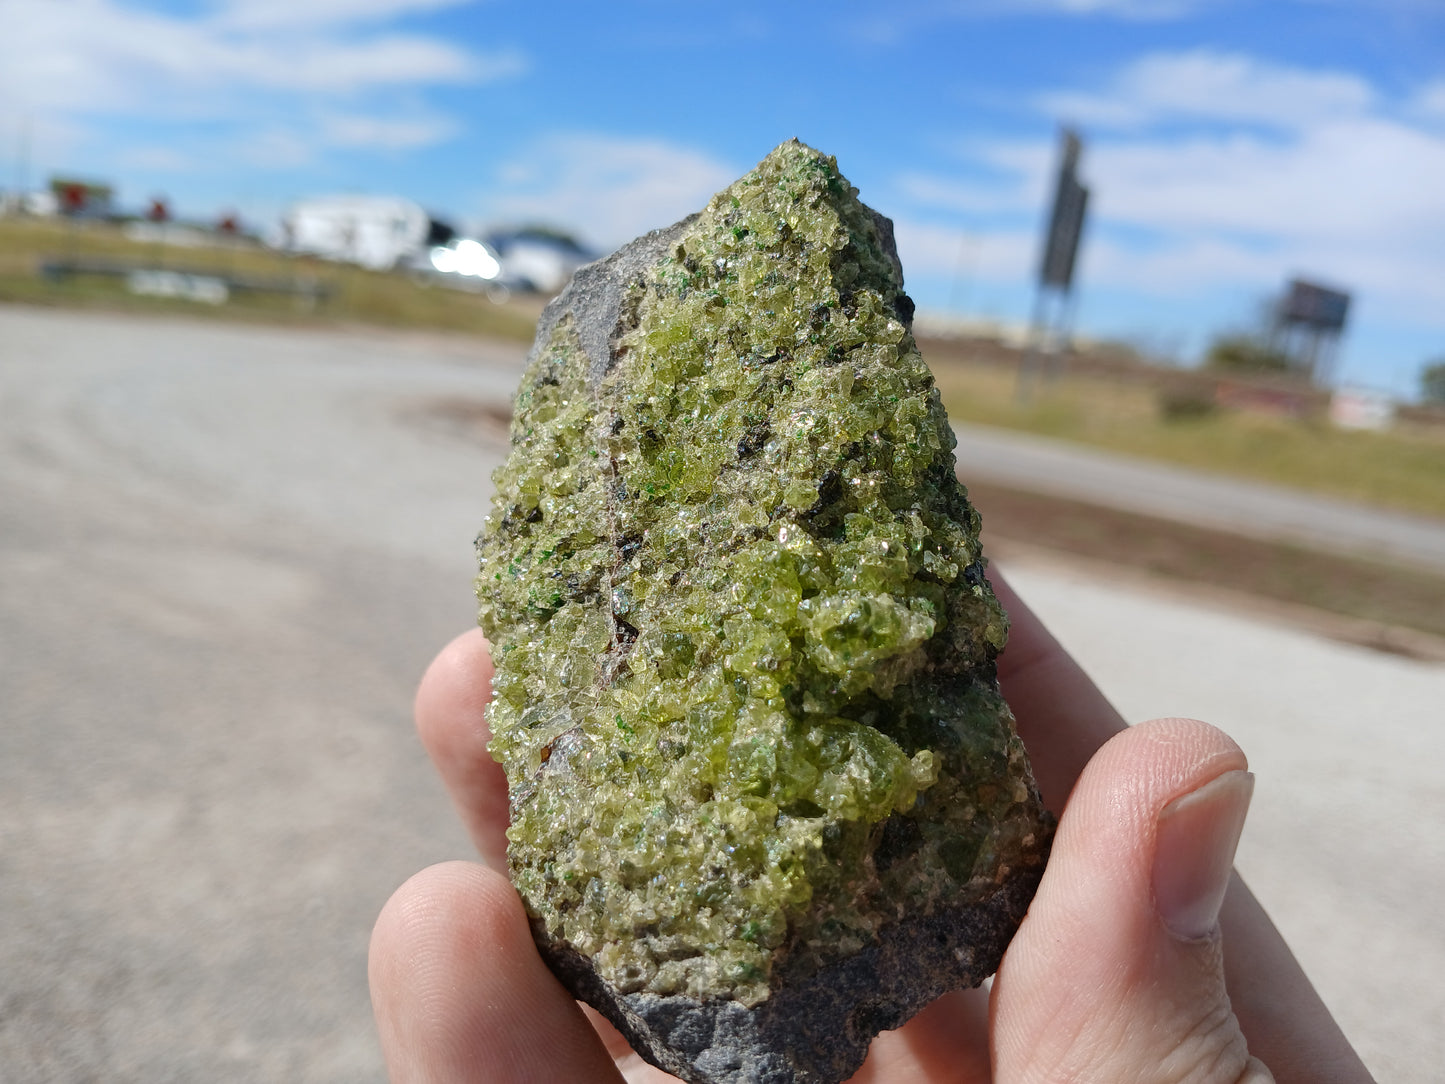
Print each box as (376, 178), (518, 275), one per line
(477, 141), (1043, 1009)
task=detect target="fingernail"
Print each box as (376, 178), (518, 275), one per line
(1153, 769), (1254, 940)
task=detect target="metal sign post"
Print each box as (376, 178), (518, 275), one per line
(148, 196), (170, 270)
(1020, 127), (1090, 401)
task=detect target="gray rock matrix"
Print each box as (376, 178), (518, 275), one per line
(538, 874), (1039, 1082)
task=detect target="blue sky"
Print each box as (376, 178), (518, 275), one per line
(3, 0), (1444, 396)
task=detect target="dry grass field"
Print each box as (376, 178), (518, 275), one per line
(925, 345), (1445, 520)
(0, 215), (540, 341)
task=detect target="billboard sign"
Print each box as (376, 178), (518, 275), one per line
(1279, 279), (1351, 332)
(1040, 128), (1089, 291)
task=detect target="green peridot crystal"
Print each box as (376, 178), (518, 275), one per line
(476, 141), (1051, 1084)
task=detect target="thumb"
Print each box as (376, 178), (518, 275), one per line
(992, 717), (1274, 1084)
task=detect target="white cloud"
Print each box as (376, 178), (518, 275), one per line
(1414, 80), (1445, 122)
(896, 166), (1041, 216)
(319, 112), (460, 150)
(234, 128), (317, 169)
(115, 145), (197, 172)
(1040, 50), (1376, 131)
(1015, 0), (1195, 17)
(228, 38), (495, 94)
(0, 0), (517, 184)
(892, 219), (1035, 281)
(1088, 118), (1445, 246)
(845, 0), (1194, 47)
(895, 50), (1445, 327)
(212, 0), (475, 32)
(0, 0), (510, 110)
(476, 135), (740, 247)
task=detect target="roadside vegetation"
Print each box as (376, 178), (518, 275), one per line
(924, 341), (1445, 521)
(1202, 332), (1294, 375)
(1422, 358), (1445, 405)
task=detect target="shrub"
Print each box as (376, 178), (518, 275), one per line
(1421, 359), (1445, 405)
(1205, 333), (1292, 375)
(1158, 386), (1219, 422)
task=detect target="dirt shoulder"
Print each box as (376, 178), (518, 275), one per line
(969, 479), (1445, 661)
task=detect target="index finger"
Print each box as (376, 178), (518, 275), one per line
(991, 567), (1127, 813)
(414, 628), (510, 868)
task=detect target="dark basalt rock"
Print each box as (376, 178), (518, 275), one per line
(538, 873), (1040, 1083)
(475, 140), (1052, 1084)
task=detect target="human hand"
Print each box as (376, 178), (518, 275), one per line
(369, 571), (1375, 1083)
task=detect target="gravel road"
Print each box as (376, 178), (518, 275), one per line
(1, 304), (1439, 1082)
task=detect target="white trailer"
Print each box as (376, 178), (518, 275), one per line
(267, 195), (442, 271)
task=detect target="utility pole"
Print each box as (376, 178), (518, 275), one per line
(14, 116), (32, 209)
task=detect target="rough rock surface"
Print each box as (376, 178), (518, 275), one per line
(475, 141), (1052, 1084)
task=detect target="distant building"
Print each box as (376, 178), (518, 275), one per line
(0, 190), (59, 217)
(1329, 387), (1394, 431)
(266, 195), (454, 271)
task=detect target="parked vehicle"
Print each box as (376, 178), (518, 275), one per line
(484, 227), (594, 293)
(400, 236), (520, 299)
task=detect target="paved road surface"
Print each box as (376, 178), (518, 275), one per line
(1006, 559), (1444, 1084)
(2, 305), (1439, 1082)
(953, 423), (1445, 574)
